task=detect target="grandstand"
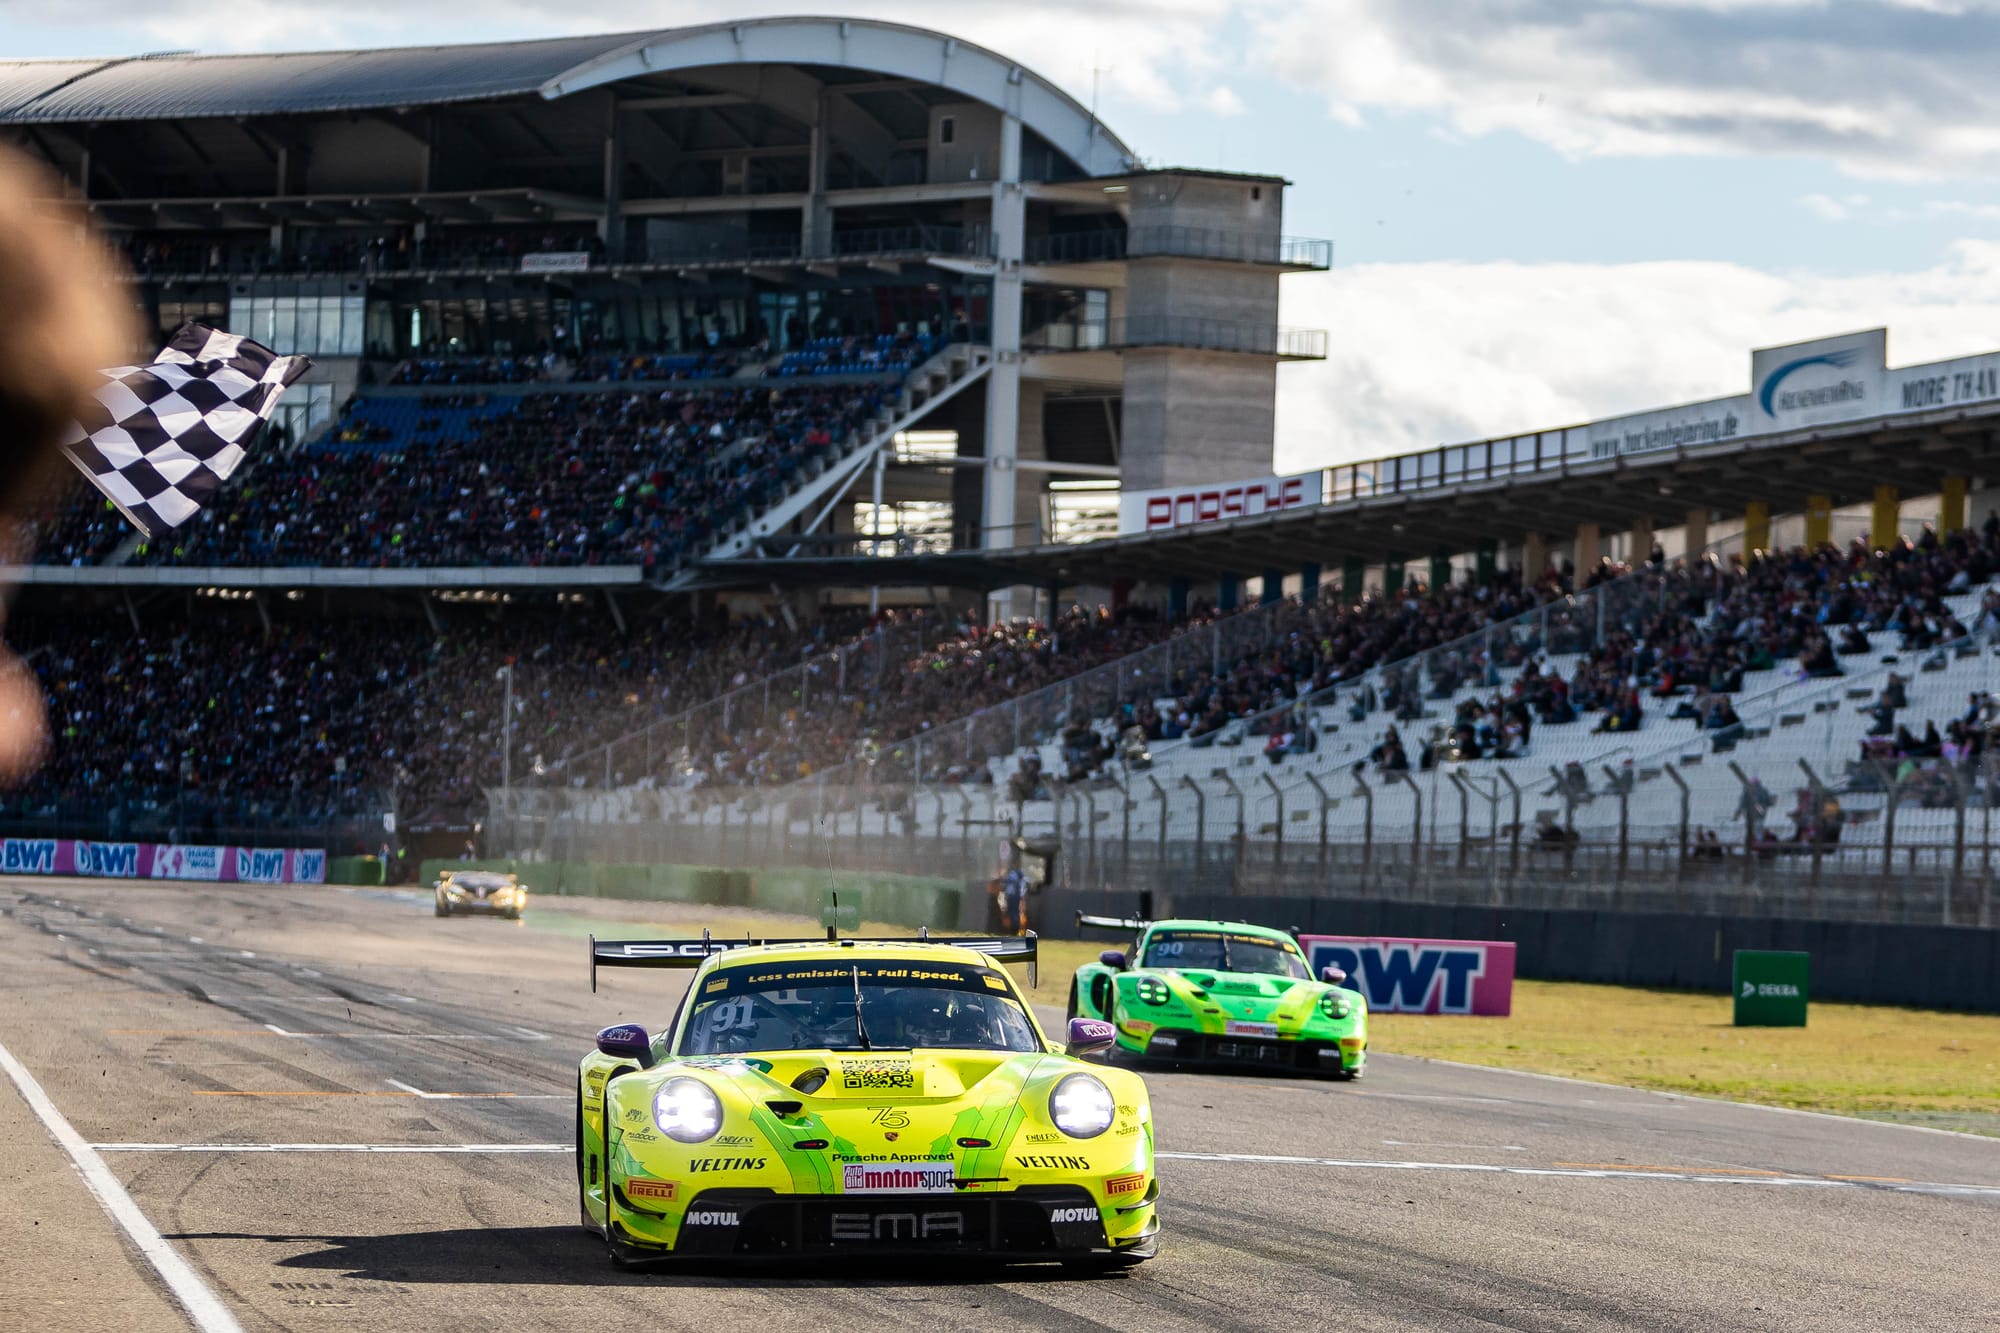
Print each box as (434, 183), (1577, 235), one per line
(7, 20), (2000, 936)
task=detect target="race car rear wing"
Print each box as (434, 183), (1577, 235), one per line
(590, 929), (1038, 992)
(1076, 912), (1150, 934)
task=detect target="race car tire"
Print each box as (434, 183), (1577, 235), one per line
(505, 910), (522, 921)
(575, 1091), (598, 1236)
(434, 902), (450, 918)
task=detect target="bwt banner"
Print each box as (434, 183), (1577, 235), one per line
(1117, 472), (1320, 535)
(0, 838), (325, 884)
(1300, 935), (1516, 1016)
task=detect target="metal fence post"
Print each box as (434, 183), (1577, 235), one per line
(1945, 762), (1970, 927)
(1082, 787), (1101, 889)
(1302, 772), (1331, 873)
(1260, 773), (1286, 876)
(1352, 771), (1375, 891)
(1148, 775), (1169, 880)
(1602, 764), (1629, 878)
(1448, 772), (1470, 868)
(1662, 763), (1690, 884)
(1214, 770), (1246, 882)
(1726, 761), (1759, 901)
(1797, 758), (1828, 912)
(1180, 775), (1208, 885)
(1390, 770), (1422, 897)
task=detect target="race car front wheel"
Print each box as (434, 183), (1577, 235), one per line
(575, 1090), (598, 1236)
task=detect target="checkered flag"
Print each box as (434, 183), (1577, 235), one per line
(59, 322), (311, 538)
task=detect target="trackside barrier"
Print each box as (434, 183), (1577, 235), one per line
(0, 838), (324, 884)
(1299, 934), (1516, 1015)
(415, 858), (960, 930)
(1037, 889), (2000, 1013)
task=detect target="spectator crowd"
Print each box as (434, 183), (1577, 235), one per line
(16, 513), (2000, 848)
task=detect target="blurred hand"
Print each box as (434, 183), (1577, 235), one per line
(0, 147), (139, 785)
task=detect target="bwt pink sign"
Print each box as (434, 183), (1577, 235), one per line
(1299, 934), (1516, 1016)
(0, 838), (325, 885)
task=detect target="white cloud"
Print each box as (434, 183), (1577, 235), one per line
(1247, 0), (2000, 180)
(1274, 240), (2000, 470)
(1201, 85), (1248, 117)
(1919, 199), (2000, 222)
(1799, 192), (1870, 222)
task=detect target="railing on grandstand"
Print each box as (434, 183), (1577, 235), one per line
(489, 548), (2000, 927)
(1024, 228), (1332, 269)
(1022, 316), (1327, 359)
(123, 225), (995, 283)
(485, 746), (2000, 928)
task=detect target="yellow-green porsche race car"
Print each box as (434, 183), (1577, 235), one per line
(577, 930), (1159, 1268)
(1070, 914), (1368, 1079)
(433, 869), (526, 919)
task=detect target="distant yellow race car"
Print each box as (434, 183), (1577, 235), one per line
(576, 930), (1159, 1268)
(433, 869), (526, 919)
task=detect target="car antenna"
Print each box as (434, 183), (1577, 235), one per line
(827, 891), (839, 942)
(702, 927), (711, 954)
(919, 925), (928, 940)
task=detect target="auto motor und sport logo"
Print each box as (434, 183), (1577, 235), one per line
(841, 1162), (954, 1193)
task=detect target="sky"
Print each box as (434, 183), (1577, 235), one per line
(10, 0), (2000, 471)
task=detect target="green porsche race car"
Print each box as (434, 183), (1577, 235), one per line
(1068, 914), (1368, 1078)
(577, 929), (1159, 1268)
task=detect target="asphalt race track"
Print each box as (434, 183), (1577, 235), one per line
(3, 878), (1997, 1332)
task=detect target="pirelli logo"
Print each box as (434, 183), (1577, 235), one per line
(626, 1179), (678, 1203)
(1105, 1172), (1145, 1196)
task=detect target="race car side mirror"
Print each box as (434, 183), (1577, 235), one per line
(595, 1024), (653, 1067)
(1320, 966), (1347, 986)
(1066, 1017), (1115, 1056)
(1099, 950), (1127, 970)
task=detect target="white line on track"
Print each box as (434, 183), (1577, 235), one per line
(0, 1037), (243, 1333)
(91, 1136), (576, 1144)
(381, 1080), (561, 1100)
(1156, 1151), (2000, 1199)
(259, 1024), (540, 1040)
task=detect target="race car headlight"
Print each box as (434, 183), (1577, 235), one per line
(1318, 991), (1353, 1020)
(1048, 1073), (1116, 1139)
(1134, 977), (1171, 1006)
(652, 1077), (723, 1144)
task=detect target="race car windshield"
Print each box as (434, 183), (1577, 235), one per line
(1142, 930), (1310, 979)
(680, 960), (1040, 1055)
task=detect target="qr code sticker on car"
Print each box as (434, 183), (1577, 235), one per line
(840, 1060), (917, 1091)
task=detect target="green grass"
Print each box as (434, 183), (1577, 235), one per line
(1373, 980), (2000, 1132)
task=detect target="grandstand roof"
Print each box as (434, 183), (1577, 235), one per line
(0, 18), (1138, 177)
